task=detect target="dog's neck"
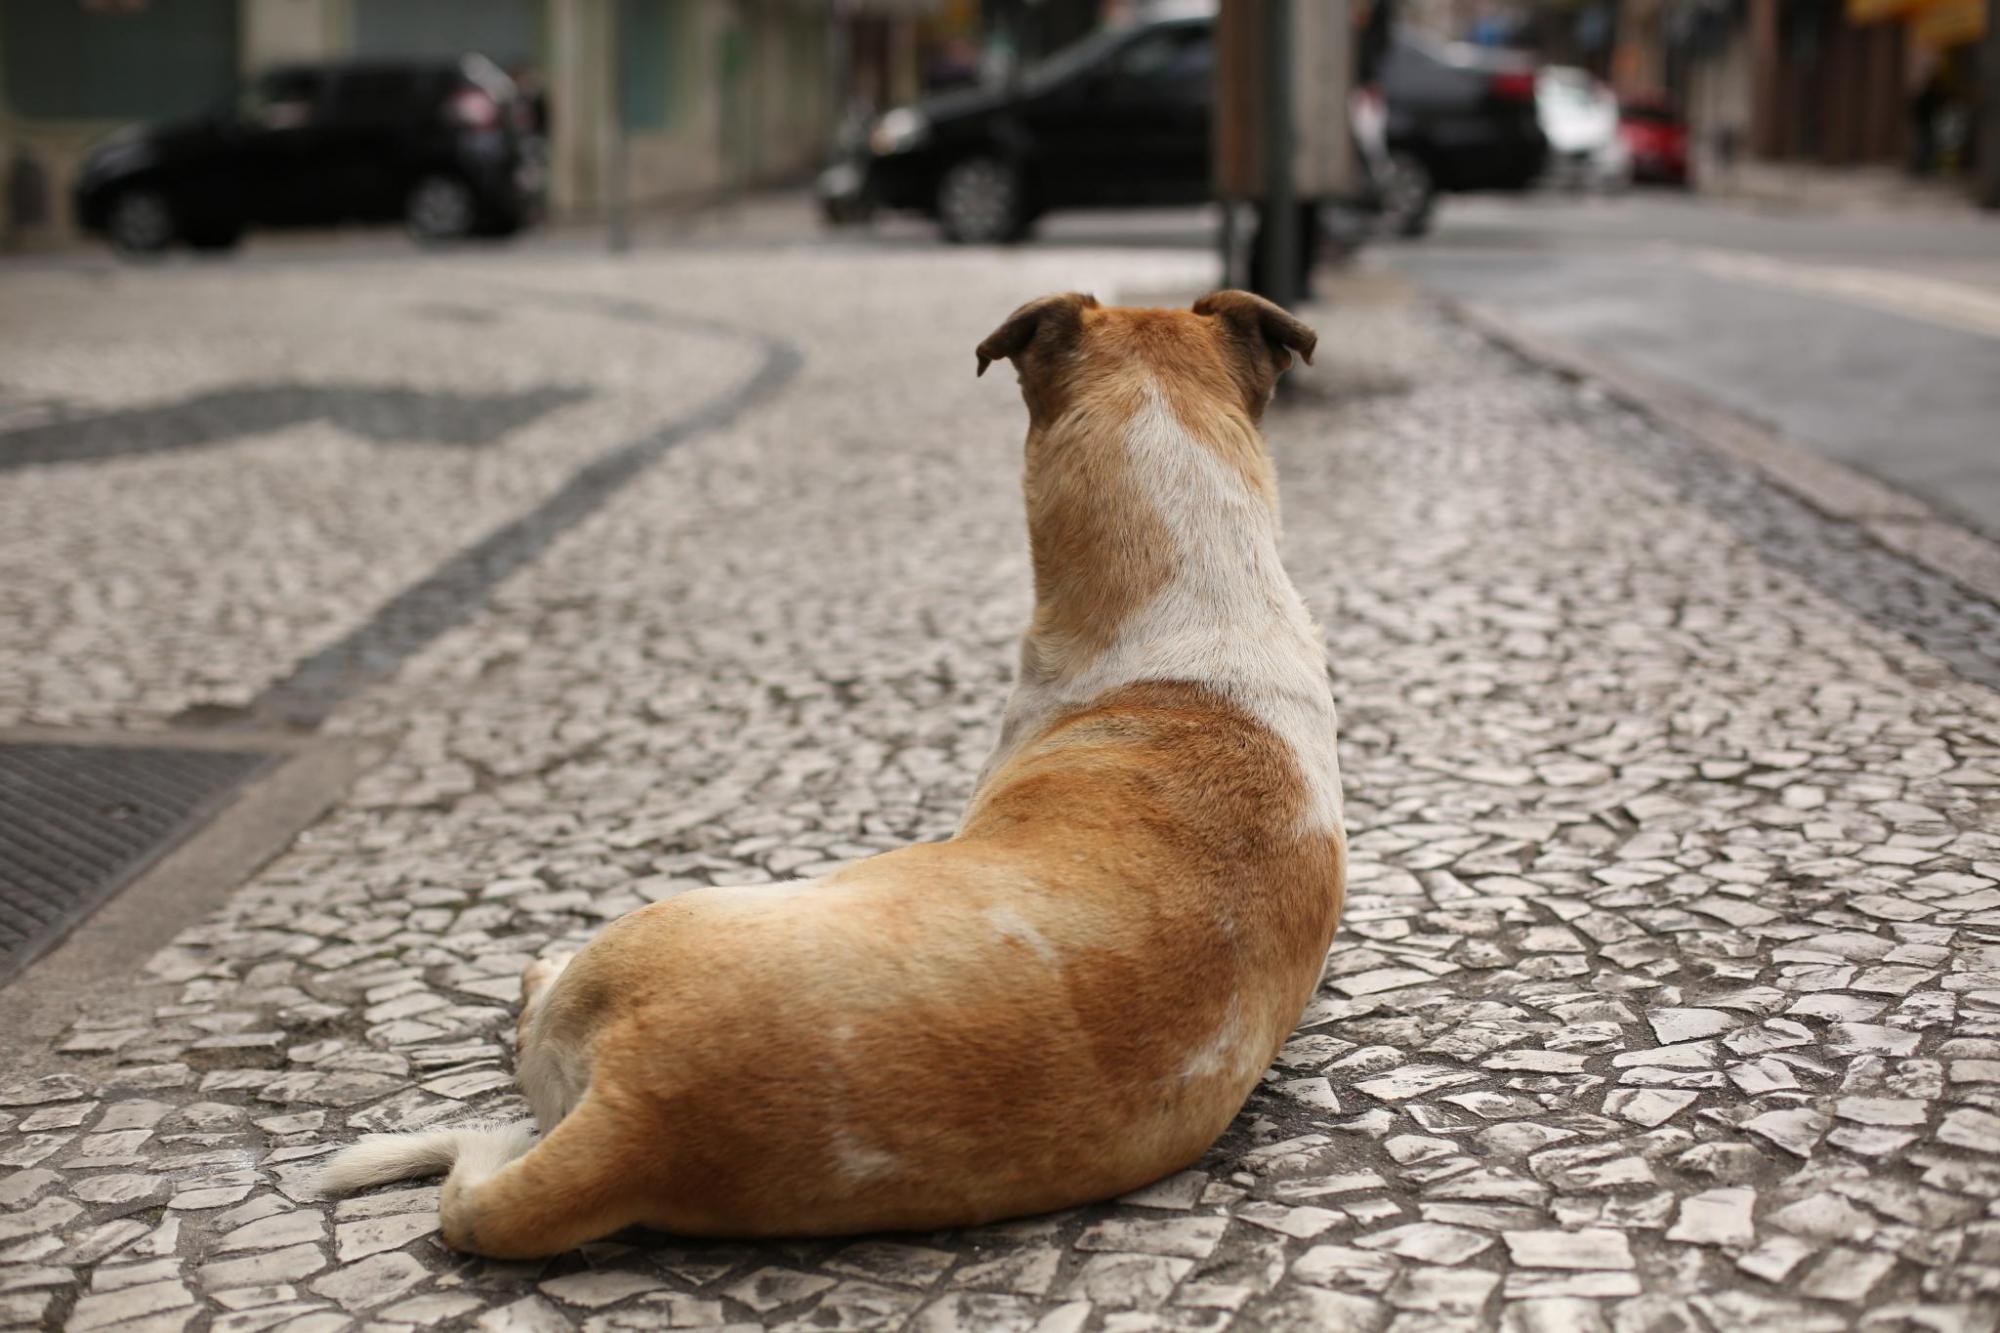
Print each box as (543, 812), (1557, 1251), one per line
(1020, 384), (1278, 675)
(972, 381), (1342, 834)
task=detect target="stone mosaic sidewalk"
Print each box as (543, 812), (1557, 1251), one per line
(3, 244), (2000, 1332)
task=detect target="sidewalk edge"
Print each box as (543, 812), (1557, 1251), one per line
(1442, 298), (2000, 608)
(0, 729), (380, 1074)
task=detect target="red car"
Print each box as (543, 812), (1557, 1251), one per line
(1619, 98), (1691, 186)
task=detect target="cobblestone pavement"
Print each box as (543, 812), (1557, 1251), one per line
(4, 239), (2000, 1333)
(0, 266), (759, 729)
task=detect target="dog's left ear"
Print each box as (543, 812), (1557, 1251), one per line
(1193, 290), (1318, 375)
(976, 292), (1097, 377)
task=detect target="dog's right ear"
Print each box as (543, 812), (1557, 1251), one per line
(1192, 290), (1317, 375)
(976, 292), (1097, 377)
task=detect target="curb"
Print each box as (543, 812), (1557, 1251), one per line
(1442, 298), (2000, 609)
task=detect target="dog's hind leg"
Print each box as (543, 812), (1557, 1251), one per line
(516, 954), (593, 1133)
(517, 952), (573, 1042)
(436, 1093), (638, 1258)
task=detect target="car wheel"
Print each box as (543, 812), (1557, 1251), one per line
(406, 175), (478, 242)
(936, 157), (1025, 245)
(107, 190), (176, 255)
(1379, 151), (1436, 239)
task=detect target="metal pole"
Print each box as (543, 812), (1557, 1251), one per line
(1259, 0), (1299, 307)
(1219, 198), (1238, 289)
(1748, 0), (1779, 160)
(1982, 0), (2000, 208)
(608, 0), (631, 252)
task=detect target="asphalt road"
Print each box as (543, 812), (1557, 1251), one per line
(708, 188), (2000, 545)
(1382, 193), (2000, 541)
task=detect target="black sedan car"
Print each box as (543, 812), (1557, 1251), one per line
(75, 56), (544, 254)
(1373, 34), (1544, 235)
(821, 11), (1545, 243)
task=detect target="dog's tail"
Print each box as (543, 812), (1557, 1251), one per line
(318, 1121), (536, 1197)
(317, 1099), (636, 1257)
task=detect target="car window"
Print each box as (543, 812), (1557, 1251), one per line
(1381, 35), (1482, 104)
(1539, 72), (1596, 107)
(1022, 25), (1138, 91)
(1100, 25), (1212, 103)
(241, 68), (325, 128)
(331, 68), (424, 124)
(1381, 44), (1452, 100)
(1110, 27), (1212, 82)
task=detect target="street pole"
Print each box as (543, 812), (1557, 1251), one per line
(607, 0), (631, 252)
(1982, 0), (2000, 207)
(1219, 199), (1241, 290)
(1259, 0), (1299, 307)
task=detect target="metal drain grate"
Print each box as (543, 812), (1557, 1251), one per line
(0, 742), (276, 984)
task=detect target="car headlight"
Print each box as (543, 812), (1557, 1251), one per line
(869, 108), (930, 156)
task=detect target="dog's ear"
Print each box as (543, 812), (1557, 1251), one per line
(1193, 290), (1317, 376)
(976, 292), (1098, 377)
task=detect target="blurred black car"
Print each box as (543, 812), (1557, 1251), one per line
(75, 56), (545, 255)
(823, 10), (1215, 243)
(1374, 34), (1545, 235)
(818, 11), (1545, 244)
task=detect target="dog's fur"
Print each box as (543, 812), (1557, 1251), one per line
(319, 290), (1346, 1256)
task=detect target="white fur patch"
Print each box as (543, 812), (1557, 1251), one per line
(1180, 995), (1248, 1080)
(516, 1037), (589, 1133)
(986, 905), (1061, 965)
(982, 382), (1342, 836)
(832, 1129), (898, 1182)
(516, 955), (593, 1133)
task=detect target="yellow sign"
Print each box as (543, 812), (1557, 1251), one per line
(1911, 0), (1986, 45)
(1850, 0), (1985, 43)
(1848, 0), (1919, 22)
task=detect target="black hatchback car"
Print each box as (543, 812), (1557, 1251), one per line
(75, 55), (544, 254)
(823, 11), (1215, 244)
(820, 9), (1545, 243)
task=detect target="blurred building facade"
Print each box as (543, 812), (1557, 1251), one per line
(836, 0), (977, 119)
(1427, 0), (1989, 191)
(0, 0), (853, 245)
(1609, 0), (1988, 177)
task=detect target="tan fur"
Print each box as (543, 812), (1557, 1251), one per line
(1021, 374), (1176, 681)
(320, 293), (1346, 1256)
(1008, 292), (1306, 682)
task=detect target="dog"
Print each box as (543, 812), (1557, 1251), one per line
(319, 290), (1346, 1257)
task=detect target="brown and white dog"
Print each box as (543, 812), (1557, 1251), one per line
(319, 290), (1346, 1257)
